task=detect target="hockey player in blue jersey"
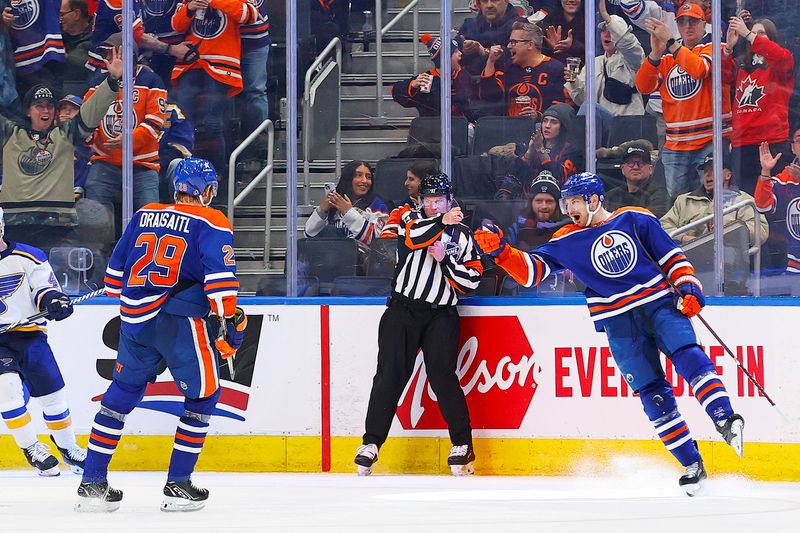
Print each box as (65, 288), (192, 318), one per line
(475, 172), (744, 496)
(0, 207), (86, 476)
(75, 157), (247, 513)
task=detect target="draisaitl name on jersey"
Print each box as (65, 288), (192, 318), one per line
(137, 211), (192, 233)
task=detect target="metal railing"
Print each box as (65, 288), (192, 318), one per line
(227, 119), (275, 269)
(668, 198), (763, 296)
(374, 0), (420, 121)
(304, 37), (342, 207)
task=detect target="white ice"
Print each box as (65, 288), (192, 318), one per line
(3, 459), (800, 533)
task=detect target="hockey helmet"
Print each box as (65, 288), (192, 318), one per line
(419, 172), (453, 198)
(559, 172), (604, 209)
(173, 157), (218, 203)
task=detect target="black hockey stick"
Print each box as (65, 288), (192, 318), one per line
(0, 288), (107, 335)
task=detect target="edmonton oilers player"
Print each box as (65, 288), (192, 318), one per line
(76, 158), (247, 512)
(475, 173), (744, 495)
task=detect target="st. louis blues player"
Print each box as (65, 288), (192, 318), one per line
(474, 172), (744, 495)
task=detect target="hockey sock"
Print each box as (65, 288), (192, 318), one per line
(639, 379), (701, 466)
(82, 380), (145, 483)
(167, 389), (220, 482)
(0, 373), (36, 449)
(671, 345), (734, 423)
(36, 388), (77, 449)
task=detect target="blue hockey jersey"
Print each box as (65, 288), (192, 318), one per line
(141, 0), (183, 45)
(754, 170), (800, 273)
(8, 0), (65, 74)
(86, 0), (144, 72)
(104, 203), (239, 334)
(494, 207), (697, 330)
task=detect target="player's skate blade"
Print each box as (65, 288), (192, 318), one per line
(50, 435), (86, 474)
(75, 481), (123, 512)
(23, 441), (60, 477)
(160, 480), (209, 512)
(678, 459), (707, 497)
(448, 444), (476, 476)
(354, 443), (378, 476)
(717, 414), (745, 457)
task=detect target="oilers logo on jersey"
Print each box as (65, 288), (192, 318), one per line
(786, 197), (800, 240)
(18, 145), (54, 176)
(10, 0), (39, 31)
(0, 273), (25, 315)
(192, 9), (227, 39)
(666, 65), (702, 101)
(142, 0), (177, 16)
(101, 100), (139, 139)
(590, 231), (638, 278)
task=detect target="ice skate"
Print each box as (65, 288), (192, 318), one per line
(75, 481), (123, 512)
(22, 441), (60, 477)
(354, 443), (379, 476)
(716, 414), (744, 458)
(678, 459), (707, 497)
(448, 444), (475, 476)
(161, 479), (209, 512)
(50, 435), (86, 474)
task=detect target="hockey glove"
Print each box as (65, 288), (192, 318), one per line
(474, 224), (508, 258)
(215, 307), (247, 359)
(675, 277), (705, 318)
(40, 291), (73, 321)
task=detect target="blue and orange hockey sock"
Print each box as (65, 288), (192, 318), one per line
(671, 345), (734, 423)
(639, 379), (702, 466)
(167, 390), (219, 482)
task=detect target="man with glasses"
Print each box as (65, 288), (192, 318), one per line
(479, 20), (567, 118)
(637, 3), (731, 199)
(60, 0), (92, 82)
(605, 143), (670, 217)
(354, 173), (482, 477)
(457, 0), (525, 75)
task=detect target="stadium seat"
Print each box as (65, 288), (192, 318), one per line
(681, 221), (752, 296)
(407, 116), (469, 156)
(375, 158), (438, 206)
(474, 275), (497, 296)
(452, 155), (495, 200)
(332, 276), (392, 296)
(256, 276), (319, 296)
(607, 114), (658, 148)
(48, 247), (107, 296)
(472, 116), (536, 156)
(365, 237), (397, 277)
(296, 238), (359, 294)
(467, 199), (527, 231)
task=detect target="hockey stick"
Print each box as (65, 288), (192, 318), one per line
(215, 316), (236, 381)
(0, 288), (107, 335)
(632, 226), (787, 419)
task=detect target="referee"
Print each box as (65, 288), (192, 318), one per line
(354, 173), (483, 476)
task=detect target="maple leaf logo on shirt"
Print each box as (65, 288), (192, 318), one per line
(737, 75), (766, 108)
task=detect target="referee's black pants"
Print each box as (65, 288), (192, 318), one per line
(362, 299), (472, 448)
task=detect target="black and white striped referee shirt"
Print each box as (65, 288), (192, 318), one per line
(393, 207), (483, 306)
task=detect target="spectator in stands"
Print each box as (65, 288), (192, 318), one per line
(637, 3), (731, 199)
(305, 160), (389, 247)
(565, 1), (645, 117)
(84, 35), (169, 231)
(725, 15), (795, 196)
(141, 0), (188, 88)
(380, 160), (437, 239)
(538, 0), (584, 64)
(2, 0), (66, 97)
(239, 1), (270, 138)
(755, 133), (800, 273)
(391, 34), (474, 121)
(158, 100), (195, 202)
(479, 21), (567, 118)
(458, 0), (525, 75)
(661, 153), (768, 245)
(604, 142), (670, 218)
(56, 94), (91, 200)
(512, 103), (583, 184)
(85, 0), (143, 73)
(310, 0), (349, 55)
(506, 170), (568, 251)
(0, 6), (17, 116)
(171, 0), (258, 181)
(60, 0), (92, 83)
(0, 48), (120, 250)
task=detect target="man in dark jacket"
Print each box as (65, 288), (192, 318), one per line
(60, 0), (92, 82)
(458, 0), (525, 75)
(605, 143), (670, 218)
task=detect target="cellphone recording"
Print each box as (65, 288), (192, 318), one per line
(323, 182), (336, 195)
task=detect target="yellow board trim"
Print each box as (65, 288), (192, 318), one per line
(3, 412), (31, 430)
(1, 435), (797, 481)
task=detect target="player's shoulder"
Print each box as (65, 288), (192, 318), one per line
(135, 65), (167, 89)
(168, 203), (234, 232)
(551, 223), (584, 240)
(611, 206), (658, 220)
(10, 242), (48, 265)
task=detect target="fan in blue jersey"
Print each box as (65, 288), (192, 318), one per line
(0, 207), (86, 477)
(76, 157), (247, 513)
(475, 172), (745, 496)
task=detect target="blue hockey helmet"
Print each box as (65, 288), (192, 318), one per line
(173, 157), (218, 202)
(419, 172), (453, 198)
(559, 172), (604, 207)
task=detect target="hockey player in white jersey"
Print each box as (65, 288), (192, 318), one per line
(0, 208), (86, 475)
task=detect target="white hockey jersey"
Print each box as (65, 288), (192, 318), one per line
(0, 242), (62, 332)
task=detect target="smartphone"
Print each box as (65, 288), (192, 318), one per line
(535, 122), (542, 133)
(323, 182), (336, 195)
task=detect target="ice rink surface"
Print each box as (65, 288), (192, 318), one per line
(4, 459), (800, 533)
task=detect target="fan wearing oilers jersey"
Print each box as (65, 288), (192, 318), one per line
(0, 207), (86, 477)
(76, 157), (247, 513)
(474, 172), (745, 496)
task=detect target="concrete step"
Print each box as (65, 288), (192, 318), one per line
(382, 6), (471, 32)
(348, 50), (429, 75)
(341, 94), (419, 119)
(343, 72), (415, 85)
